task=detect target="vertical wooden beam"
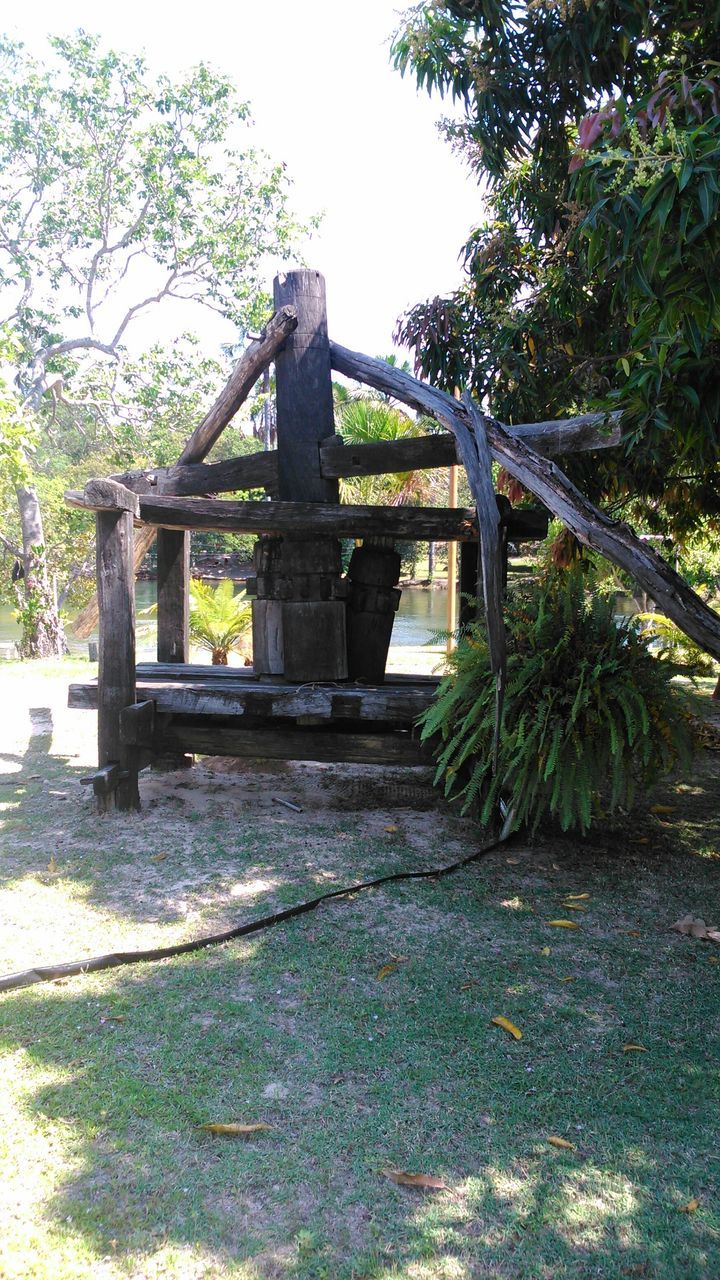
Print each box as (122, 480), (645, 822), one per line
(96, 507), (139, 811)
(459, 541), (480, 630)
(273, 271), (338, 503)
(258, 270), (347, 681)
(156, 528), (190, 663)
(446, 463), (459, 653)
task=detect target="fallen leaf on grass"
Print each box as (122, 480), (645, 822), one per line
(99, 1015), (125, 1025)
(491, 1016), (522, 1040)
(377, 964), (397, 981)
(546, 920), (580, 929)
(540, 947), (551, 956)
(619, 929), (641, 937)
(560, 976), (576, 983)
(650, 804), (676, 814)
(547, 1136), (575, 1150)
(679, 1198), (700, 1213)
(671, 915), (720, 942)
(381, 1169), (447, 1191)
(150, 853), (167, 863)
(384, 825), (398, 834)
(460, 980), (478, 990)
(560, 903), (586, 912)
(708, 956), (720, 964)
(563, 893), (590, 901)
(634, 837), (650, 845)
(199, 1123), (273, 1136)
(47, 855), (57, 874)
(506, 857), (520, 864)
(623, 1044), (647, 1053)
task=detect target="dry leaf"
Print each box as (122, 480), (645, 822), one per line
(671, 915), (720, 942)
(540, 947), (551, 956)
(381, 1169), (447, 1190)
(620, 929), (641, 937)
(679, 1198), (700, 1213)
(547, 1136), (576, 1150)
(560, 903), (587, 912)
(560, 976), (576, 983)
(563, 893), (590, 901)
(384, 825), (398, 834)
(634, 836), (650, 845)
(506, 857), (520, 864)
(623, 1044), (647, 1053)
(460, 980), (478, 990)
(708, 956), (720, 964)
(151, 853), (167, 863)
(47, 855), (57, 874)
(99, 1014), (125, 1025)
(546, 920), (580, 929)
(491, 1016), (522, 1040)
(377, 963), (397, 981)
(199, 1123), (273, 1136)
(650, 804), (676, 814)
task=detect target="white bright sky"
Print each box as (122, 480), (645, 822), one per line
(5, 0), (484, 363)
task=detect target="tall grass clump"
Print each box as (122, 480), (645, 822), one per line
(420, 570), (694, 834)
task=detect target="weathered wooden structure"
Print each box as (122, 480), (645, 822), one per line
(68, 268), (720, 812)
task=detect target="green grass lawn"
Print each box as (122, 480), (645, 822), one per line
(0, 659), (718, 1279)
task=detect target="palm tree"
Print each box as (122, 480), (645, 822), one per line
(189, 579), (252, 665)
(333, 368), (436, 508)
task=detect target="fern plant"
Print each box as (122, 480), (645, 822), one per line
(420, 570), (694, 835)
(189, 579), (252, 665)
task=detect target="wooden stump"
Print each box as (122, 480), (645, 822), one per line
(346, 540), (401, 683)
(96, 503), (139, 811)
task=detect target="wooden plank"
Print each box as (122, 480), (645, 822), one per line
(119, 700), (155, 746)
(156, 528), (190, 662)
(138, 495), (479, 541)
(151, 723), (430, 766)
(95, 508), (139, 811)
(69, 676), (436, 722)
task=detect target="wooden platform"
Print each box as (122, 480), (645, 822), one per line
(69, 664), (440, 766)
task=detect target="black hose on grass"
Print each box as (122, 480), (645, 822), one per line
(0, 815), (516, 994)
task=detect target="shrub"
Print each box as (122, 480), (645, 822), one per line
(189, 579), (252, 665)
(420, 570), (694, 834)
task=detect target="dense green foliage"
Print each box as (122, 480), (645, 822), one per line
(392, 2), (720, 536)
(420, 571), (693, 834)
(188, 578), (252, 665)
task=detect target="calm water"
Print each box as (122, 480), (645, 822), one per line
(0, 580), (450, 659)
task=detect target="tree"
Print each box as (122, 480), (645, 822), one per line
(0, 32), (309, 654)
(391, 2), (720, 542)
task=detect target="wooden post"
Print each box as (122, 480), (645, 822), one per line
(459, 541), (479, 630)
(253, 270), (347, 681)
(346, 538), (401, 683)
(156, 528), (190, 662)
(446, 463), (459, 654)
(95, 495), (139, 812)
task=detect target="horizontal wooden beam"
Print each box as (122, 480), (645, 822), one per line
(66, 478), (140, 517)
(69, 675), (437, 723)
(111, 451), (279, 498)
(151, 723), (430, 766)
(138, 494), (481, 541)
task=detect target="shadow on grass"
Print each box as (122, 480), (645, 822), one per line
(0, 914), (717, 1279)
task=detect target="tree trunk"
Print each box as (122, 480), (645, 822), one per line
(15, 485), (65, 658)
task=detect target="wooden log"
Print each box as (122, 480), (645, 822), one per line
(70, 306), (297, 639)
(346, 542), (402, 683)
(80, 762), (128, 799)
(178, 305), (298, 466)
(328, 344), (720, 660)
(111, 451), (279, 498)
(459, 541), (479, 629)
(138, 495), (480, 541)
(274, 272), (337, 503)
(66, 479), (140, 516)
(69, 674), (437, 721)
(150, 723), (430, 766)
(95, 507), (139, 811)
(156, 528), (189, 663)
